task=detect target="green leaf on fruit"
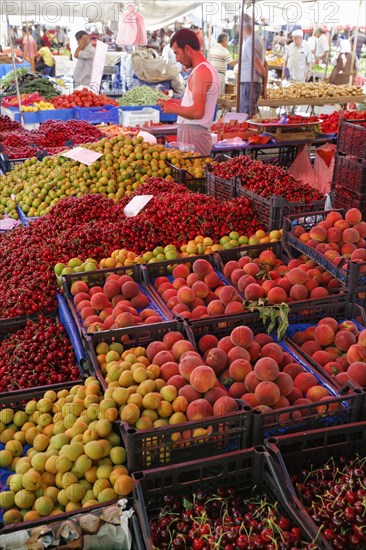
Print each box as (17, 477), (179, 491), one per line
(183, 498), (193, 510)
(246, 302), (289, 340)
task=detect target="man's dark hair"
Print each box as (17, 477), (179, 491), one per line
(170, 28), (200, 51)
(22, 27), (28, 34)
(218, 33), (228, 44)
(39, 39), (46, 47)
(75, 30), (88, 41)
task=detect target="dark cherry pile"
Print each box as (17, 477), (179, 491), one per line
(209, 157), (323, 203)
(149, 487), (314, 549)
(293, 455), (366, 549)
(0, 119), (104, 159)
(0, 183), (262, 317)
(0, 115), (21, 132)
(0, 315), (80, 392)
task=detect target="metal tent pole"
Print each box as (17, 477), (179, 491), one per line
(249, 0), (255, 118)
(236, 0), (246, 112)
(6, 16), (24, 126)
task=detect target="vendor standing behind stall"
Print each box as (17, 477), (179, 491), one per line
(22, 27), (37, 72)
(157, 29), (220, 156)
(283, 29), (311, 82)
(73, 31), (95, 88)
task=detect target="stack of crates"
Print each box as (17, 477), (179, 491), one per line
(332, 117), (366, 214)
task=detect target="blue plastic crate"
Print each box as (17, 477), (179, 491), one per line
(39, 108), (75, 122)
(16, 204), (39, 225)
(11, 110), (40, 124)
(74, 105), (118, 124)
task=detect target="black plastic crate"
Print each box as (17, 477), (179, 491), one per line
(85, 319), (191, 388)
(0, 294), (89, 400)
(133, 448), (324, 550)
(283, 209), (366, 292)
(337, 117), (366, 159)
(166, 155), (207, 193)
(265, 421), (366, 550)
(185, 312), (363, 442)
(62, 264), (173, 339)
(216, 240), (283, 266)
(204, 154), (236, 201)
(333, 184), (366, 214)
(332, 153), (366, 194)
(236, 186), (327, 232)
(0, 151), (44, 174)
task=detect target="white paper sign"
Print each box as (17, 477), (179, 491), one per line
(124, 195), (153, 217)
(223, 112), (248, 123)
(61, 147), (103, 166)
(90, 40), (108, 94)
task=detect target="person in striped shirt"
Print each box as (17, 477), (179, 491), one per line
(208, 33), (238, 95)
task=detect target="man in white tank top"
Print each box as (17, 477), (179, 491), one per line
(157, 29), (220, 156)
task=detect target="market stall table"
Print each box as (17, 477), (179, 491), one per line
(0, 62), (30, 78)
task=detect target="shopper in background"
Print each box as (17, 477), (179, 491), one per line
(32, 24), (41, 45)
(157, 28), (220, 155)
(307, 33), (318, 63)
(22, 27), (37, 71)
(56, 26), (65, 48)
(350, 30), (366, 59)
(208, 33), (238, 95)
(73, 31), (95, 89)
(329, 39), (358, 85)
(283, 29), (311, 82)
(192, 25), (203, 50)
(239, 20), (268, 117)
(315, 28), (329, 63)
(35, 39), (55, 76)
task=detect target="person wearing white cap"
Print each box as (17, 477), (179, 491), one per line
(282, 29), (311, 82)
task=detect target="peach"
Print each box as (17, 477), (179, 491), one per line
(171, 396), (189, 414)
(293, 398), (314, 417)
(87, 321), (104, 332)
(254, 333), (274, 347)
(190, 366), (217, 393)
(103, 279), (121, 299)
(343, 228), (360, 244)
(71, 280), (89, 295)
(168, 375), (187, 390)
(327, 227), (342, 243)
(205, 387), (228, 405)
(162, 331), (184, 350)
(80, 306), (96, 321)
(347, 362), (366, 386)
(153, 350), (175, 367)
(353, 221), (366, 238)
(74, 292), (91, 306)
(338, 320), (359, 335)
(237, 274), (256, 292)
(218, 336), (235, 354)
(254, 357), (279, 381)
(262, 280), (278, 295)
(335, 372), (349, 386)
(244, 283), (265, 302)
(122, 281), (139, 299)
(181, 351), (202, 361)
(186, 273), (201, 287)
(230, 326), (254, 348)
(198, 334), (218, 354)
(314, 325), (335, 346)
(318, 220), (332, 230)
(324, 347), (342, 360)
(204, 272), (222, 289)
(258, 249), (277, 266)
(312, 350), (333, 366)
(287, 268), (307, 286)
(306, 386), (331, 402)
(309, 287), (329, 299)
(192, 306), (209, 319)
(146, 341), (167, 362)
(260, 343), (283, 364)
(173, 277), (188, 290)
(171, 340), (194, 361)
(131, 293), (150, 309)
(280, 352), (295, 368)
(286, 387), (303, 404)
(213, 396), (238, 416)
(114, 312), (135, 328)
(84, 315), (103, 328)
(326, 211), (343, 225)
(177, 286), (196, 305)
(347, 343), (366, 364)
(207, 300), (225, 316)
(244, 371), (261, 392)
(162, 289), (178, 303)
(294, 226), (305, 237)
(294, 372), (318, 394)
(220, 369), (235, 387)
(176, 361), (200, 387)
(247, 342), (262, 362)
(140, 308), (158, 321)
(243, 263), (260, 277)
(274, 372), (293, 396)
(351, 248), (366, 262)
(228, 359), (252, 382)
(267, 287), (288, 304)
(90, 292), (110, 311)
(229, 382), (247, 398)
(172, 264), (190, 280)
(255, 381), (281, 406)
(323, 362), (343, 377)
(290, 284), (309, 301)
(173, 304), (191, 315)
(227, 346), (250, 363)
(103, 316), (115, 330)
(241, 393), (259, 408)
(309, 226), (327, 242)
(334, 330), (356, 352)
(186, 399), (213, 421)
(218, 285), (238, 304)
(273, 396), (290, 410)
(358, 329), (366, 346)
(160, 362), (180, 382)
(178, 385), (202, 403)
(317, 317), (339, 333)
(223, 260), (240, 279)
(206, 291), (218, 303)
(277, 278), (292, 294)
(89, 286), (104, 296)
(345, 207), (362, 225)
(238, 256), (251, 268)
(301, 341), (322, 355)
(191, 281), (209, 300)
(206, 348), (229, 374)
(334, 219), (350, 231)
(193, 258), (213, 277)
(99, 307), (113, 321)
(225, 302), (245, 315)
(154, 276), (169, 288)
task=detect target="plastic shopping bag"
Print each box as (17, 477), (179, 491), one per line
(313, 143), (336, 195)
(288, 146), (316, 188)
